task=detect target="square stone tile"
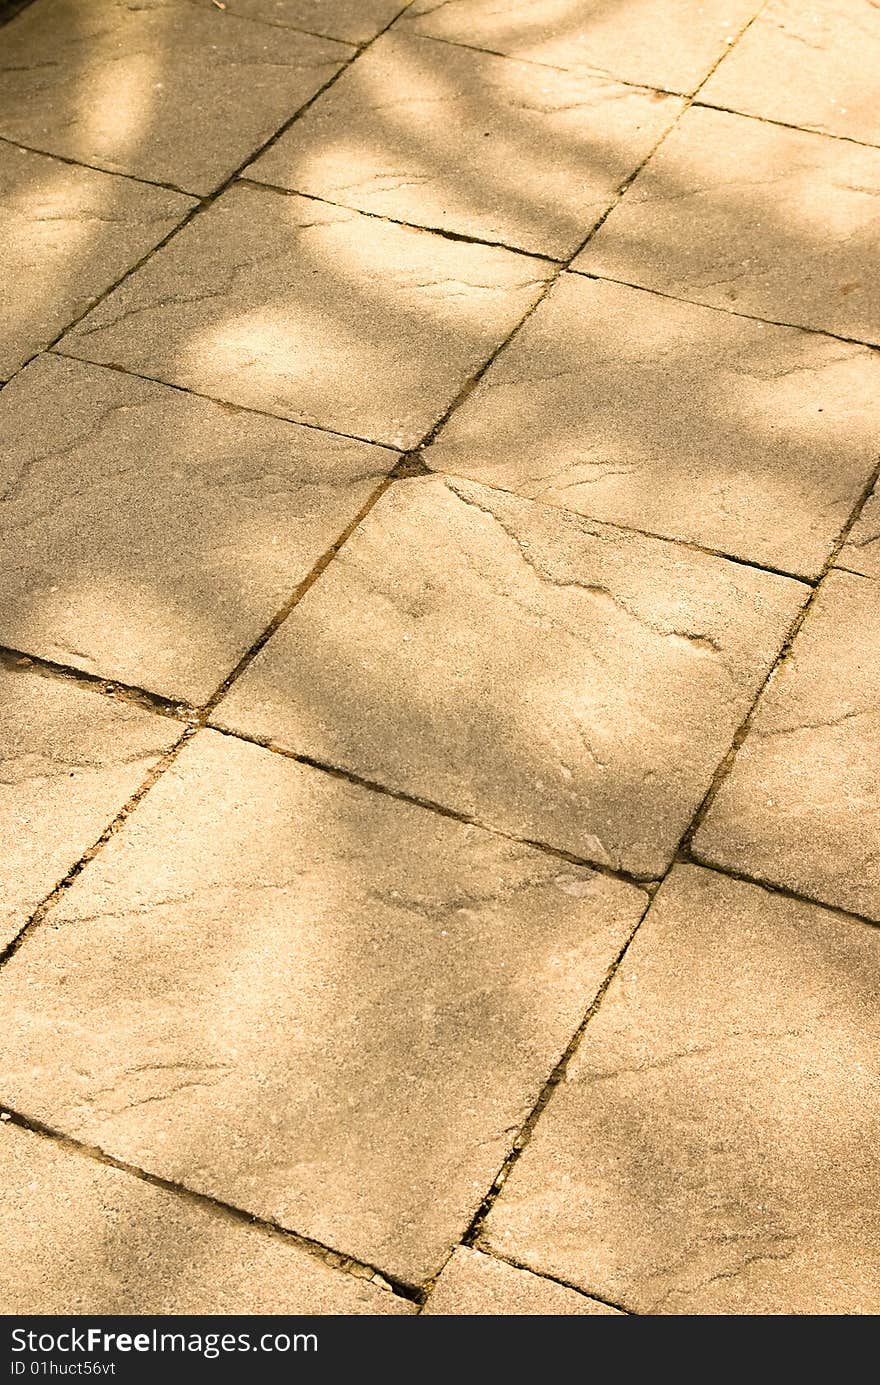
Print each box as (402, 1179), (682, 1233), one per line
(482, 864), (880, 1315)
(215, 476), (806, 876)
(248, 33), (683, 258)
(836, 480), (880, 582)
(0, 667), (179, 952)
(60, 185), (551, 447)
(0, 0), (352, 195)
(423, 275), (880, 578)
(0, 354), (396, 704)
(424, 1246), (621, 1314)
(0, 1122), (411, 1314)
(694, 570), (880, 921)
(228, 0), (405, 45)
(575, 106), (880, 344)
(402, 0), (760, 93)
(0, 730), (646, 1284)
(0, 142), (194, 379)
(702, 0), (880, 148)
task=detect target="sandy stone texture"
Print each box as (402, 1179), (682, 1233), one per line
(0, 731), (646, 1285)
(60, 184), (552, 448)
(423, 274), (880, 578)
(228, 0), (405, 44)
(248, 32), (683, 258)
(575, 106), (880, 344)
(836, 481), (880, 582)
(215, 476), (806, 876)
(425, 1247), (621, 1315)
(0, 1123), (411, 1314)
(702, 0), (880, 147)
(0, 354), (396, 704)
(0, 668), (179, 952)
(694, 571), (880, 920)
(402, 0), (760, 93)
(0, 142), (193, 379)
(0, 0), (352, 195)
(482, 864), (880, 1315)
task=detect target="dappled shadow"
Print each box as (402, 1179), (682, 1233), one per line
(1, 0), (879, 1309)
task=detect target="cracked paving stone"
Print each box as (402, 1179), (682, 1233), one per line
(0, 730), (647, 1284)
(424, 1247), (621, 1314)
(836, 478), (880, 582)
(423, 275), (880, 578)
(0, 354), (397, 704)
(0, 0), (353, 195)
(402, 0), (759, 94)
(694, 570), (880, 921)
(574, 106), (880, 344)
(481, 864), (880, 1316)
(0, 1123), (412, 1314)
(702, 0), (880, 149)
(225, 0), (406, 46)
(247, 32), (683, 259)
(0, 142), (194, 379)
(214, 476), (806, 876)
(59, 184), (552, 448)
(0, 667), (179, 952)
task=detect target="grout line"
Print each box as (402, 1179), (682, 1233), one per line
(236, 179), (564, 263)
(569, 268), (880, 353)
(0, 646), (194, 723)
(0, 1105), (422, 1304)
(2, 0), (413, 389)
(693, 99), (880, 153)
(47, 350), (403, 452)
(680, 854), (880, 932)
(0, 726), (196, 971)
(0, 0), (36, 26)
(450, 1246), (633, 1315)
(673, 452), (880, 859)
(0, 132), (200, 198)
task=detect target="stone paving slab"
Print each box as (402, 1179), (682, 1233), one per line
(0, 730), (646, 1284)
(0, 1122), (410, 1314)
(836, 479), (880, 581)
(229, 0), (406, 45)
(0, 667), (179, 952)
(694, 570), (880, 921)
(247, 32), (683, 258)
(575, 105), (880, 344)
(402, 0), (759, 94)
(0, 353), (396, 704)
(701, 0), (880, 147)
(0, 0), (352, 196)
(0, 141), (194, 379)
(60, 184), (552, 448)
(482, 864), (880, 1315)
(424, 1246), (621, 1315)
(215, 476), (806, 876)
(423, 274), (880, 578)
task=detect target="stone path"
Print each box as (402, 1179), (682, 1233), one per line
(1, 0), (878, 1317)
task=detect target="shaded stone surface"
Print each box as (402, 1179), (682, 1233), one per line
(0, 141), (193, 378)
(836, 481), (880, 582)
(249, 32), (683, 258)
(403, 0), (759, 93)
(0, 354), (396, 703)
(60, 184), (552, 447)
(575, 106), (880, 344)
(228, 0), (406, 44)
(0, 0), (351, 195)
(0, 1122), (411, 1314)
(425, 1247), (621, 1315)
(0, 668), (178, 951)
(694, 571), (880, 921)
(702, 0), (880, 147)
(0, 731), (646, 1284)
(424, 274), (880, 577)
(215, 476), (806, 876)
(482, 864), (880, 1315)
